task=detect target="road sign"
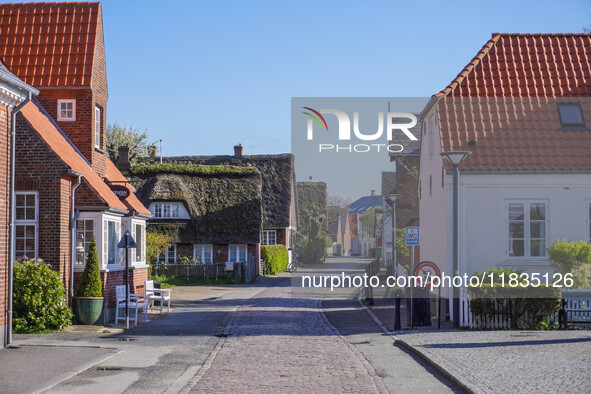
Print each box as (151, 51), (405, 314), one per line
(118, 230), (137, 249)
(405, 227), (419, 245)
(414, 262), (440, 287)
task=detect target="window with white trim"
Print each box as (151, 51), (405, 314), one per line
(229, 244), (247, 263)
(15, 192), (38, 259)
(95, 106), (101, 149)
(57, 99), (76, 121)
(508, 201), (547, 258)
(158, 245), (176, 264)
(76, 219), (94, 265)
(262, 230), (277, 245)
(134, 223), (145, 263)
(153, 202), (181, 219)
(103, 219), (121, 265)
(194, 244), (213, 264)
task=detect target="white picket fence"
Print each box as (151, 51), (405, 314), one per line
(460, 289), (591, 329)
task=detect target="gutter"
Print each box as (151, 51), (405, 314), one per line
(68, 170), (83, 305)
(7, 91), (33, 347)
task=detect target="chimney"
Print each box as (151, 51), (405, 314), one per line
(371, 189), (375, 197)
(117, 146), (130, 170)
(234, 144), (243, 157)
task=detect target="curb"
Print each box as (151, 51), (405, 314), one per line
(356, 299), (476, 394)
(22, 345), (123, 393)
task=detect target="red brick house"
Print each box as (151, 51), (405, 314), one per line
(0, 65), (38, 348)
(0, 2), (151, 325)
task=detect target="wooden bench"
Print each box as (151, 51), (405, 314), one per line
(115, 285), (149, 326)
(145, 280), (172, 315)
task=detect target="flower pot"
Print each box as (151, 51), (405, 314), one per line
(73, 297), (104, 325)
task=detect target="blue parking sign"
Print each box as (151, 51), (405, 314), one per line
(405, 227), (420, 245)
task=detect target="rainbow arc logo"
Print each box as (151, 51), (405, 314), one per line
(302, 107), (328, 131)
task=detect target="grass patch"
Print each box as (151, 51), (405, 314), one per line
(152, 275), (237, 288)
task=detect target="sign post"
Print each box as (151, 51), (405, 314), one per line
(118, 230), (137, 329)
(414, 261), (441, 329)
(405, 227), (419, 328)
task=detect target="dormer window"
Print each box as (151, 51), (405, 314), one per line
(57, 99), (76, 121)
(557, 103), (584, 127)
(153, 202), (182, 219)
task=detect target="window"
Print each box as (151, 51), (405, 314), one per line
(103, 219), (121, 265)
(194, 244), (213, 264)
(15, 192), (38, 259)
(95, 106), (101, 149)
(76, 219), (94, 265)
(158, 245), (176, 264)
(57, 99), (76, 121)
(262, 230), (277, 245)
(557, 103), (584, 127)
(508, 202), (547, 258)
(229, 244), (247, 263)
(153, 203), (182, 218)
(134, 223), (145, 262)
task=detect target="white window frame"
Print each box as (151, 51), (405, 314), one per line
(194, 244), (213, 264)
(158, 245), (176, 264)
(14, 191), (38, 260)
(228, 244), (247, 263)
(95, 106), (101, 149)
(506, 200), (549, 259)
(133, 221), (146, 264)
(153, 202), (182, 219)
(76, 218), (95, 266)
(57, 99), (76, 121)
(103, 217), (121, 266)
(262, 230), (277, 245)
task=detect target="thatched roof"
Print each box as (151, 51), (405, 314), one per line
(160, 154), (295, 229)
(127, 164), (262, 244)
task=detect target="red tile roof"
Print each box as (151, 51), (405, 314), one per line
(20, 100), (128, 211)
(435, 33), (591, 172)
(105, 159), (151, 215)
(0, 2), (100, 87)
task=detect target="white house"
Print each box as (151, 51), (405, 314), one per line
(419, 33), (591, 322)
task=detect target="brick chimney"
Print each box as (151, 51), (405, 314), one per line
(117, 146), (130, 170)
(234, 144), (243, 157)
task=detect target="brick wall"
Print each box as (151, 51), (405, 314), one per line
(0, 104), (10, 342)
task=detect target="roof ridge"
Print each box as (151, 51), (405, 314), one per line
(492, 32), (591, 37)
(435, 34), (502, 98)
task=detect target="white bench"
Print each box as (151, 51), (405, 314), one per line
(145, 280), (172, 315)
(115, 285), (149, 326)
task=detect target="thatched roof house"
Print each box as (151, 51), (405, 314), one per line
(128, 163), (263, 245)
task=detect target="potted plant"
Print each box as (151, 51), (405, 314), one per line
(73, 238), (104, 324)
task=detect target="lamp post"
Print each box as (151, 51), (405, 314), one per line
(440, 151), (471, 329)
(305, 210), (312, 264)
(384, 194), (399, 276)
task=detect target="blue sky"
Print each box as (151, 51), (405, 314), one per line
(102, 0), (591, 160)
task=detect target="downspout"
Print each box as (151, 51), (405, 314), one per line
(7, 91), (32, 347)
(68, 170), (83, 306)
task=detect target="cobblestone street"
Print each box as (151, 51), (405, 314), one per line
(184, 281), (387, 393)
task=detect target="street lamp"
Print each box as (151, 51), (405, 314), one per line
(383, 194), (399, 275)
(440, 150), (471, 328)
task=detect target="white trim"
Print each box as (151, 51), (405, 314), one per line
(158, 245), (177, 264)
(94, 106), (101, 149)
(506, 200), (549, 259)
(262, 230), (277, 245)
(57, 99), (76, 121)
(228, 244), (247, 263)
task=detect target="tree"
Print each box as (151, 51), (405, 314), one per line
(146, 230), (173, 265)
(77, 238), (102, 297)
(326, 194), (350, 233)
(106, 122), (156, 165)
(547, 239), (591, 289)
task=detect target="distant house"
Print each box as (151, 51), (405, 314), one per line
(0, 2), (151, 324)
(126, 161), (263, 271)
(419, 33), (591, 323)
(159, 146), (297, 254)
(346, 193), (383, 257)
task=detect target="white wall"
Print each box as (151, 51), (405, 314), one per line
(457, 173), (591, 276)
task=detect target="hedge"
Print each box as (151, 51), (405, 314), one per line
(261, 245), (289, 275)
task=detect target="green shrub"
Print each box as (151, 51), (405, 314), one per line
(13, 259), (73, 333)
(77, 238), (103, 297)
(547, 239), (591, 289)
(261, 245), (289, 275)
(468, 268), (561, 329)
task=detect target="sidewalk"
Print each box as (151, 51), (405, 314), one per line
(2, 275), (284, 394)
